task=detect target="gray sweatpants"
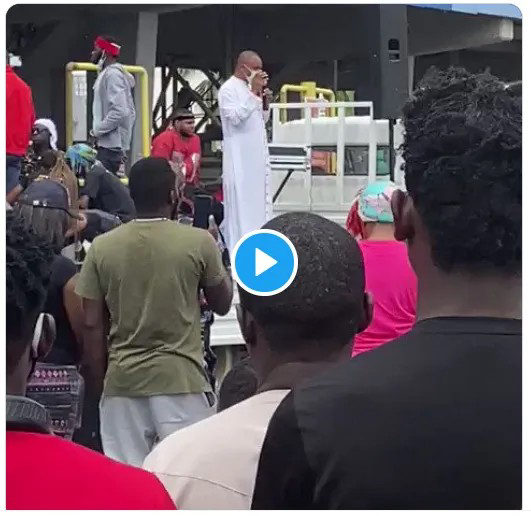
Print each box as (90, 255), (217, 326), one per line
(100, 393), (216, 467)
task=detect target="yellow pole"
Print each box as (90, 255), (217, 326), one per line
(279, 84), (307, 122)
(300, 81), (317, 101)
(65, 62), (150, 157)
(315, 87), (336, 116)
(65, 63), (74, 148)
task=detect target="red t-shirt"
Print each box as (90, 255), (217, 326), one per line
(6, 66), (35, 156)
(151, 128), (201, 184)
(6, 431), (177, 510)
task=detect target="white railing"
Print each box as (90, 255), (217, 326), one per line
(267, 101), (400, 216)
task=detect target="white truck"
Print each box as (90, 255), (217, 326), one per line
(210, 100), (405, 373)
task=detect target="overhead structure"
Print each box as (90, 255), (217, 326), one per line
(7, 3), (521, 161)
(152, 62), (223, 137)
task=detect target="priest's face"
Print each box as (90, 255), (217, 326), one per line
(241, 54), (263, 79)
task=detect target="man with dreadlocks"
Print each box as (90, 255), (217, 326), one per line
(66, 143), (135, 223)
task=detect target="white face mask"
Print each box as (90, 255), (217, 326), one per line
(96, 51), (107, 72)
(243, 64), (260, 85)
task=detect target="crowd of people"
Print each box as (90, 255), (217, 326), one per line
(6, 37), (522, 511)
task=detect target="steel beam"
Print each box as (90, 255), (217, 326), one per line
(409, 9), (515, 56)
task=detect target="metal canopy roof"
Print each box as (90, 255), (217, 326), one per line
(413, 4), (522, 19)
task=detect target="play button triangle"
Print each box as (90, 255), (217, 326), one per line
(255, 248), (278, 276)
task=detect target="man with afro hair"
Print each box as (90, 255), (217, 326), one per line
(252, 67), (521, 510)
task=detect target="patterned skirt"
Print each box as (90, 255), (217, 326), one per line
(26, 363), (85, 440)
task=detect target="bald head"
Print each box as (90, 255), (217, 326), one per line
(234, 50), (263, 80)
(237, 50), (261, 67)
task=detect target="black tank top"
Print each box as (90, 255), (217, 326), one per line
(43, 255), (79, 365)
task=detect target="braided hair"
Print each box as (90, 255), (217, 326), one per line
(48, 151), (79, 209)
(6, 211), (55, 371)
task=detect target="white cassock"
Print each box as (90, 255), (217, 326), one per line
(218, 75), (272, 253)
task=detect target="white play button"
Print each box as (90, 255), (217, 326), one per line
(255, 248), (278, 276)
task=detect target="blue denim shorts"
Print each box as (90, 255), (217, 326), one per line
(6, 154), (22, 194)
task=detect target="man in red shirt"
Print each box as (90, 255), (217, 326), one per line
(151, 108), (201, 185)
(6, 212), (176, 510)
(6, 56), (35, 203)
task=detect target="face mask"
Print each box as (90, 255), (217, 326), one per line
(243, 64), (260, 85)
(96, 51), (107, 72)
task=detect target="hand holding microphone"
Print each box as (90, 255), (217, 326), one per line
(262, 88), (273, 110)
(250, 70), (269, 95)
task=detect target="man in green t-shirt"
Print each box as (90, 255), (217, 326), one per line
(76, 157), (233, 467)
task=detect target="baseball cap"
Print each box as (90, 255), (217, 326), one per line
(18, 179), (81, 219)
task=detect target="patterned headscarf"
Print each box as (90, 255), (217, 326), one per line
(346, 181), (399, 238)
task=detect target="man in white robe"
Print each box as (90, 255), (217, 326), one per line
(218, 50), (272, 253)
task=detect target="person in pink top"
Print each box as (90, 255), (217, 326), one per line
(346, 181), (417, 356)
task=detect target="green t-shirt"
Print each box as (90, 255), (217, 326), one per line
(75, 219), (227, 397)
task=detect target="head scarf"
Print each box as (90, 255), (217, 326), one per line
(95, 36), (121, 57)
(65, 144), (97, 175)
(346, 180), (399, 238)
(94, 37), (121, 71)
(34, 118), (58, 151)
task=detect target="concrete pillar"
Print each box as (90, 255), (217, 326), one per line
(131, 11), (158, 164)
(15, 13), (89, 149)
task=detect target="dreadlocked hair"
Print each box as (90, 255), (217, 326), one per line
(48, 151), (79, 210)
(6, 211), (55, 371)
(401, 67), (521, 273)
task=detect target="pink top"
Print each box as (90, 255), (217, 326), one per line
(353, 240), (417, 356)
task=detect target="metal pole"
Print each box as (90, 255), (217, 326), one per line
(336, 105), (345, 205)
(368, 103), (377, 183)
(273, 169), (295, 203)
(65, 66), (74, 149)
(389, 118), (396, 182)
(172, 67), (178, 111)
(161, 66), (167, 121)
